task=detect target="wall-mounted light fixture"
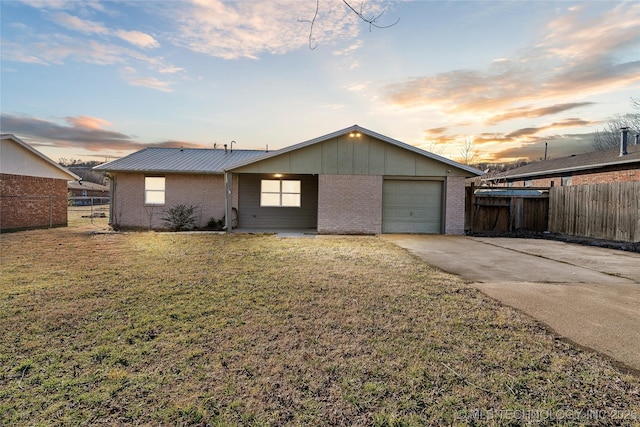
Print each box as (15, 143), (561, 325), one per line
(349, 131), (361, 138)
(274, 173), (283, 178)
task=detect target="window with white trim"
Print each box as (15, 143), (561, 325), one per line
(145, 176), (165, 205)
(261, 179), (301, 207)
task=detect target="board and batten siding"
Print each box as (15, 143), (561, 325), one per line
(237, 174), (318, 229)
(230, 134), (469, 178)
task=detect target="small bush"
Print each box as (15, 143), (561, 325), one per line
(207, 218), (225, 231)
(161, 204), (197, 231)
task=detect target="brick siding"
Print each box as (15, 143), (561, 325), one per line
(508, 165), (639, 187)
(0, 173), (69, 231)
(69, 188), (109, 197)
(572, 168), (640, 185)
(112, 172), (228, 230)
(509, 177), (562, 187)
(444, 176), (466, 235)
(318, 175), (382, 234)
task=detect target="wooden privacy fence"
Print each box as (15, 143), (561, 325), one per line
(465, 185), (550, 234)
(549, 182), (640, 243)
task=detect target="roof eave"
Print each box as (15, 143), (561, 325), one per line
(488, 157), (640, 181)
(1, 134), (80, 180)
(225, 125), (484, 176)
(93, 167), (224, 174)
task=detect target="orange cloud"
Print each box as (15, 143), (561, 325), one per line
(0, 113), (206, 153)
(382, 3), (639, 118)
(486, 103), (595, 125)
(504, 118), (594, 139)
(65, 116), (112, 130)
(424, 127), (447, 135)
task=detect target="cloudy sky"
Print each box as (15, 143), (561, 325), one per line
(1, 0), (639, 164)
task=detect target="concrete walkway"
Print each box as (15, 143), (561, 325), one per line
(383, 235), (640, 373)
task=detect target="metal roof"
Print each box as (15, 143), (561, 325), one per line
(475, 188), (548, 197)
(484, 142), (640, 182)
(93, 125), (485, 176)
(93, 147), (266, 174)
(68, 180), (110, 191)
(226, 124), (484, 176)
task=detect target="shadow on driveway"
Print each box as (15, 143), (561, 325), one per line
(383, 235), (640, 374)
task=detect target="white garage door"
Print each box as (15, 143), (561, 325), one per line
(382, 180), (443, 233)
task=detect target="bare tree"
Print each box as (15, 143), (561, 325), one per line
(300, 0), (399, 49)
(592, 98), (640, 151)
(458, 139), (477, 165)
(423, 141), (446, 156)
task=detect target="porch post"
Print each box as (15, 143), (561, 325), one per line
(224, 172), (233, 232)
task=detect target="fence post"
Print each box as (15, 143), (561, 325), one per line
(49, 195), (53, 228)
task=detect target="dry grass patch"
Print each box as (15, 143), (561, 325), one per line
(1, 228), (639, 426)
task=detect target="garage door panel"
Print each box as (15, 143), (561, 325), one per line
(383, 180), (442, 234)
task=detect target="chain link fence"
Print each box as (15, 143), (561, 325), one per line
(68, 197), (110, 227)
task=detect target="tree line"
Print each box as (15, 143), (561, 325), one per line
(592, 97), (639, 151)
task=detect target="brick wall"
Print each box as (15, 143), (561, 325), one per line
(112, 172), (227, 230)
(509, 177), (562, 187)
(572, 168), (640, 185)
(318, 174), (382, 234)
(444, 176), (466, 235)
(0, 173), (69, 231)
(508, 165), (639, 187)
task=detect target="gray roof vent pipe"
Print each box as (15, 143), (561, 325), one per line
(620, 127), (629, 156)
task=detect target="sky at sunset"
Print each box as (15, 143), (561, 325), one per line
(1, 0), (639, 165)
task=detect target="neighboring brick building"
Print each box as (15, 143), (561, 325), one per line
(1, 134), (79, 232)
(95, 125), (482, 234)
(483, 130), (640, 187)
(67, 180), (110, 206)
(68, 180), (110, 198)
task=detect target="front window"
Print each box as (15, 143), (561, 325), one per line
(145, 176), (165, 205)
(261, 179), (300, 207)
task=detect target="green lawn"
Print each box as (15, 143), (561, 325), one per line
(1, 227), (639, 425)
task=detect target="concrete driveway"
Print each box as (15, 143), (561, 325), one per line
(383, 235), (640, 373)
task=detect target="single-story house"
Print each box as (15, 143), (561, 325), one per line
(1, 134), (80, 232)
(484, 130), (640, 187)
(68, 180), (111, 205)
(94, 125), (483, 234)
